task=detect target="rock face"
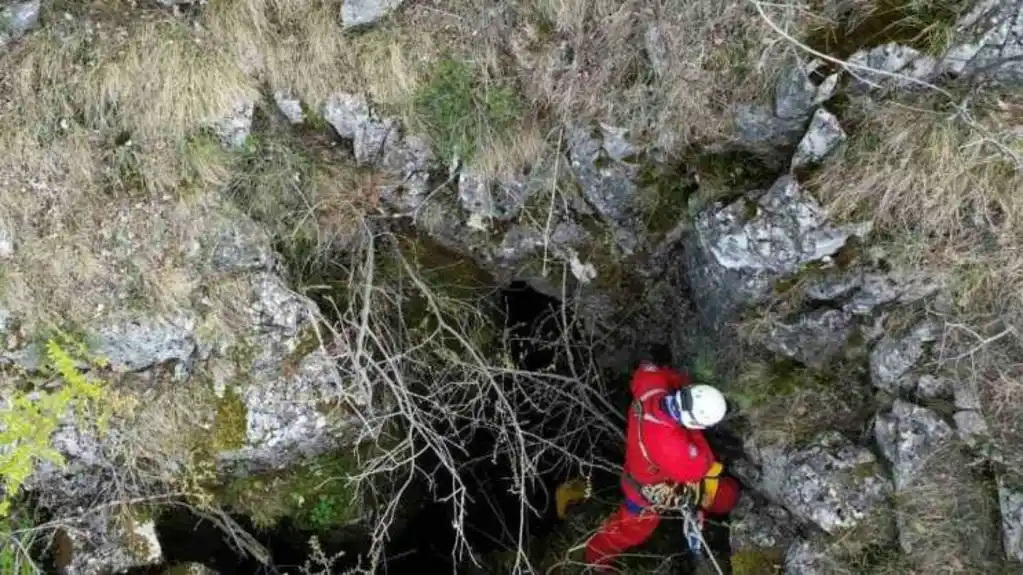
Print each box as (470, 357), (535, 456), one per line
(65, 516), (163, 575)
(754, 432), (892, 535)
(951, 0), (1023, 84)
(999, 476), (1023, 563)
(342, 0), (405, 28)
(567, 126), (642, 252)
(869, 320), (939, 395)
(3, 200), (374, 573)
(765, 308), (856, 367)
(730, 495), (794, 574)
(323, 93), (433, 212)
(0, 0), (40, 48)
(791, 108), (846, 170)
(874, 400), (954, 491)
(685, 175), (870, 328)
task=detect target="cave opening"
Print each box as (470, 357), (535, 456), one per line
(145, 280), (629, 574)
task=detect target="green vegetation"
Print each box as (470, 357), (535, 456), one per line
(0, 338), (108, 515)
(221, 454), (361, 530)
(0, 503), (38, 575)
(808, 0), (969, 57)
(412, 58), (523, 163)
(212, 387), (248, 452)
(731, 359), (872, 448)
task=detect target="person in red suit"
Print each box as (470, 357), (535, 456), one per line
(584, 362), (740, 568)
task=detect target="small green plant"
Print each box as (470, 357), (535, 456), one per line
(0, 338), (108, 516)
(412, 58), (523, 163)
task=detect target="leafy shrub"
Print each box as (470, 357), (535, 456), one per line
(412, 58), (523, 163)
(0, 338), (108, 515)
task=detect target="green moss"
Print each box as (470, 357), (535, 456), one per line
(219, 453), (362, 530)
(212, 387), (247, 451)
(690, 150), (776, 201)
(807, 0), (969, 58)
(731, 549), (785, 575)
(635, 159), (698, 237)
(285, 326), (321, 367)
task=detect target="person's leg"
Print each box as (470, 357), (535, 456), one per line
(585, 504), (661, 568)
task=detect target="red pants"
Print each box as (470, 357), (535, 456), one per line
(585, 476), (739, 568)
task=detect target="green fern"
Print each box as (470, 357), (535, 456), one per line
(0, 339), (108, 515)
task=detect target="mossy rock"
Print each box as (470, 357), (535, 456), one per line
(731, 549), (785, 575)
(212, 387), (247, 452)
(219, 453), (363, 531)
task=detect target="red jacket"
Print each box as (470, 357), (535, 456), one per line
(621, 366), (716, 504)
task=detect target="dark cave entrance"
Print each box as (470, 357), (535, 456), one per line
(143, 281), (625, 574)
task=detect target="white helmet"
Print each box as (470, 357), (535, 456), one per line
(671, 385), (727, 429)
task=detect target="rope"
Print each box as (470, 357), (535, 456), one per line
(683, 510), (724, 575)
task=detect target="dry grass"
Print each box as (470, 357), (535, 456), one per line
(893, 443), (1001, 574)
(503, 0), (810, 150)
(812, 94), (1023, 319)
(811, 94), (1023, 479)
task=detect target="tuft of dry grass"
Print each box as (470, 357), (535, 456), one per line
(812, 94), (1023, 320)
(892, 442), (1001, 573)
(505, 0), (810, 150)
(226, 116), (373, 280)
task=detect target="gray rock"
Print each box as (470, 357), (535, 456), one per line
(869, 320), (939, 394)
(952, 0), (1023, 84)
(685, 176), (871, 326)
(775, 59), (819, 119)
(875, 400), (954, 490)
(494, 225), (544, 264)
(876, 400), (1000, 565)
(342, 0), (404, 28)
(953, 377), (983, 411)
(847, 271), (939, 316)
(322, 93), (434, 212)
(273, 91), (305, 124)
(163, 564), (220, 575)
(784, 537), (837, 575)
(0, 1), (40, 47)
(65, 515), (163, 575)
(954, 409), (990, 446)
(765, 308), (856, 367)
(759, 432), (893, 534)
(916, 374), (952, 400)
(211, 101), (255, 149)
(791, 108), (846, 170)
(734, 104), (806, 148)
(323, 93), (370, 140)
(567, 127), (642, 252)
(0, 218), (13, 259)
(211, 218), (276, 273)
(731, 494), (795, 556)
(568, 127), (638, 225)
(457, 169), (536, 221)
(94, 314), (197, 373)
(999, 476), (1023, 562)
(848, 43), (923, 87)
(599, 123), (638, 162)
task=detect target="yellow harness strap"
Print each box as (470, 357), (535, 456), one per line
(699, 462), (723, 508)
